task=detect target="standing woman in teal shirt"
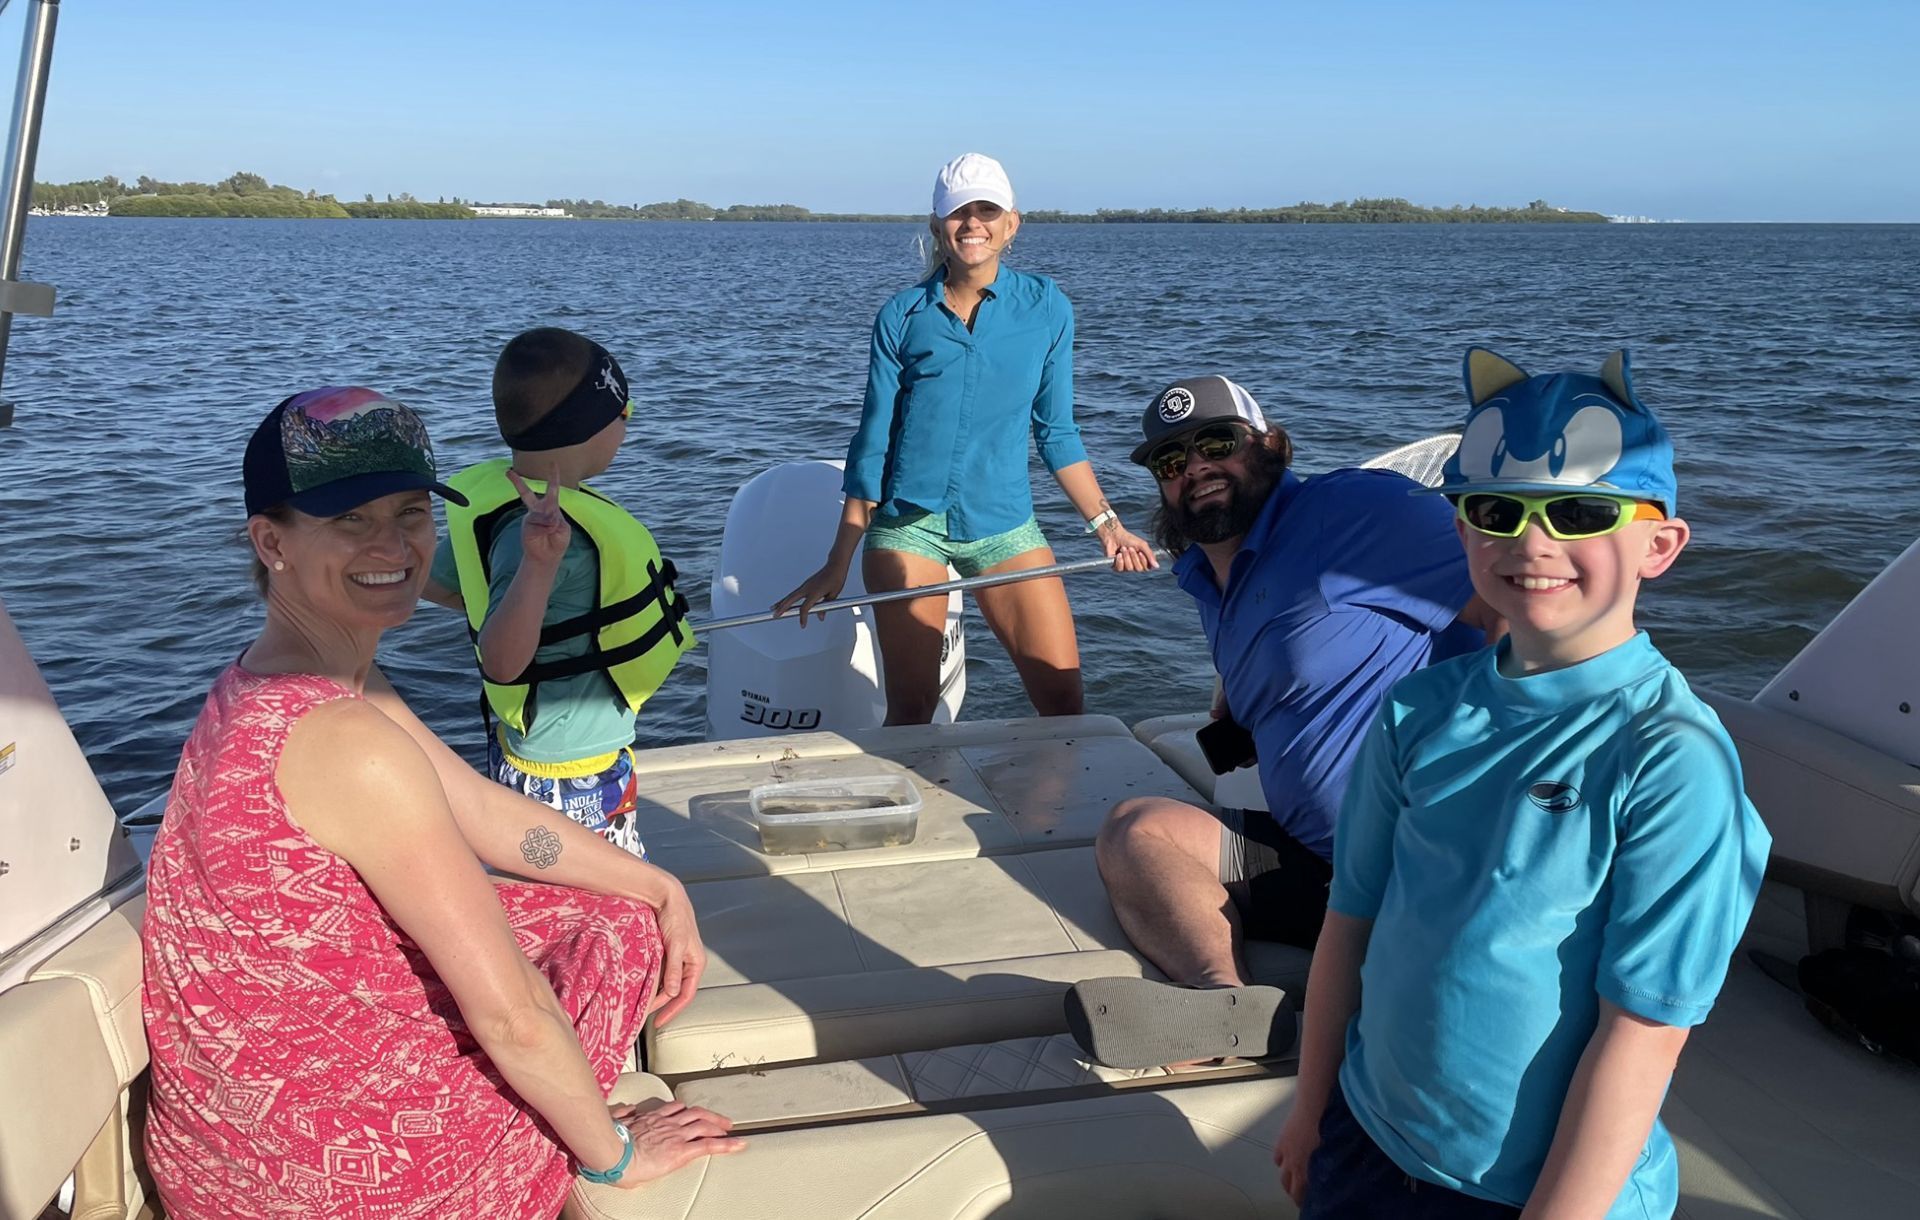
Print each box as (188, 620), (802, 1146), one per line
(775, 153), (1156, 724)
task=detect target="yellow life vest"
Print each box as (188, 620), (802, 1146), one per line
(444, 459), (693, 735)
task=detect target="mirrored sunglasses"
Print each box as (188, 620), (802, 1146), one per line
(1147, 423), (1249, 482)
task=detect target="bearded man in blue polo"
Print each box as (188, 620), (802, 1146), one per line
(1068, 375), (1495, 1069)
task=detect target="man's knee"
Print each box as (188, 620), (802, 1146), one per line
(1097, 796), (1220, 873)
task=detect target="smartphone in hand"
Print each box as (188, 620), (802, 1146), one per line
(1196, 715), (1258, 775)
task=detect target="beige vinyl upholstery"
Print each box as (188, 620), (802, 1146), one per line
(1703, 690), (1920, 915)
(651, 846), (1310, 1076)
(1130, 713), (1268, 812)
(0, 884), (152, 1220)
(610, 1071), (677, 1107)
(633, 717), (1202, 883)
(1131, 712), (1217, 800)
(568, 1076), (1300, 1220)
(651, 949), (1153, 1078)
(0, 978), (122, 1220)
(27, 893), (148, 1087)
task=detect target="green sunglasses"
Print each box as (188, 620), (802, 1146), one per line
(1146, 423), (1250, 482)
(1455, 491), (1666, 541)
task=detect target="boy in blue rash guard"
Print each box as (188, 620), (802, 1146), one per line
(1275, 348), (1771, 1219)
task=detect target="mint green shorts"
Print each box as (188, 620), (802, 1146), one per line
(864, 510), (1049, 578)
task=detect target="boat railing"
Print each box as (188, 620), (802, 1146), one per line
(0, 0), (61, 424)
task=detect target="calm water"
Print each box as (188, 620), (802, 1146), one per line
(4, 219), (1917, 815)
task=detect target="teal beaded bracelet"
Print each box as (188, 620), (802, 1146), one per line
(576, 1119), (633, 1185)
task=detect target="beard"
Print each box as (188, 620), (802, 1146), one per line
(1164, 468), (1274, 545)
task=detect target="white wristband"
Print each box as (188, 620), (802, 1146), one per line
(1085, 509), (1119, 534)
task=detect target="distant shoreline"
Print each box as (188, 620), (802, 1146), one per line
(35, 206), (1617, 225)
(30, 174), (1614, 224)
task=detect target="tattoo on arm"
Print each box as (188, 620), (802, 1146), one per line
(520, 826), (563, 870)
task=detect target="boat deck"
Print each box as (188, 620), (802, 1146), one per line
(4, 699), (1918, 1217)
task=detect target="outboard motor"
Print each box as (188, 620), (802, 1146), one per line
(705, 461), (965, 740)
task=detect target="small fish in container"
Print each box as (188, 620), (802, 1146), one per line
(748, 774), (923, 855)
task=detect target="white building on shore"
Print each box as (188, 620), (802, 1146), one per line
(28, 200), (109, 217)
(470, 204), (569, 218)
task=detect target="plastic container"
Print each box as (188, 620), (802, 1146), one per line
(748, 774), (923, 855)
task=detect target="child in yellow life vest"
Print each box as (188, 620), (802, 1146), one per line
(425, 328), (693, 858)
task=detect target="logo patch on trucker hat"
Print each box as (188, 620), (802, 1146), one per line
(1157, 386), (1196, 423)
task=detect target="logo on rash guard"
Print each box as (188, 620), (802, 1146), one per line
(1526, 781), (1582, 813)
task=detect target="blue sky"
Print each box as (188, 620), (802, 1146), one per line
(18, 0), (1918, 221)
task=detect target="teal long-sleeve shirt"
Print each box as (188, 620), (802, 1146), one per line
(841, 264), (1089, 541)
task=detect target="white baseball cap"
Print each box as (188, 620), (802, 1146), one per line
(932, 153), (1016, 218)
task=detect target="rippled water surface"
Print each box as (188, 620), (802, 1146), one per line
(4, 219), (1917, 814)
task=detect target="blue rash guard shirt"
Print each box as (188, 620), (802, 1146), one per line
(1173, 467), (1479, 859)
(1330, 632), (1771, 1216)
(842, 264), (1089, 542)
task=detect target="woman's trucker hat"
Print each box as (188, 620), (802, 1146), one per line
(243, 386), (467, 517)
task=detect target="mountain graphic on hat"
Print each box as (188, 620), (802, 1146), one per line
(245, 386), (468, 517)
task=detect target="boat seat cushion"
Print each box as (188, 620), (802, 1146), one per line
(27, 892), (148, 1087)
(0, 977), (122, 1220)
(1703, 691), (1920, 916)
(610, 1070), (676, 1106)
(651, 847), (1310, 1075)
(650, 948), (1153, 1077)
(632, 717), (1203, 882)
(1132, 713), (1216, 800)
(567, 1075), (1299, 1220)
(1131, 713), (1269, 812)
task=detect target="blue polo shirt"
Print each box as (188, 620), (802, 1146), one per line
(1331, 633), (1771, 1214)
(1174, 467), (1477, 858)
(842, 264), (1089, 541)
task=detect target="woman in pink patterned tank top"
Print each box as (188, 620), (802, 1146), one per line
(141, 388), (742, 1219)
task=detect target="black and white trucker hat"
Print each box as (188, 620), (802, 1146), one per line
(1129, 376), (1270, 465)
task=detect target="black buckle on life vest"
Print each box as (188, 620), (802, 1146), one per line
(516, 557), (690, 684)
(538, 557), (682, 646)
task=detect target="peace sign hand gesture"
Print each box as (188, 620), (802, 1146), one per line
(506, 467), (572, 569)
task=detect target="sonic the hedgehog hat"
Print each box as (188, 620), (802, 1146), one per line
(1425, 347), (1678, 515)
